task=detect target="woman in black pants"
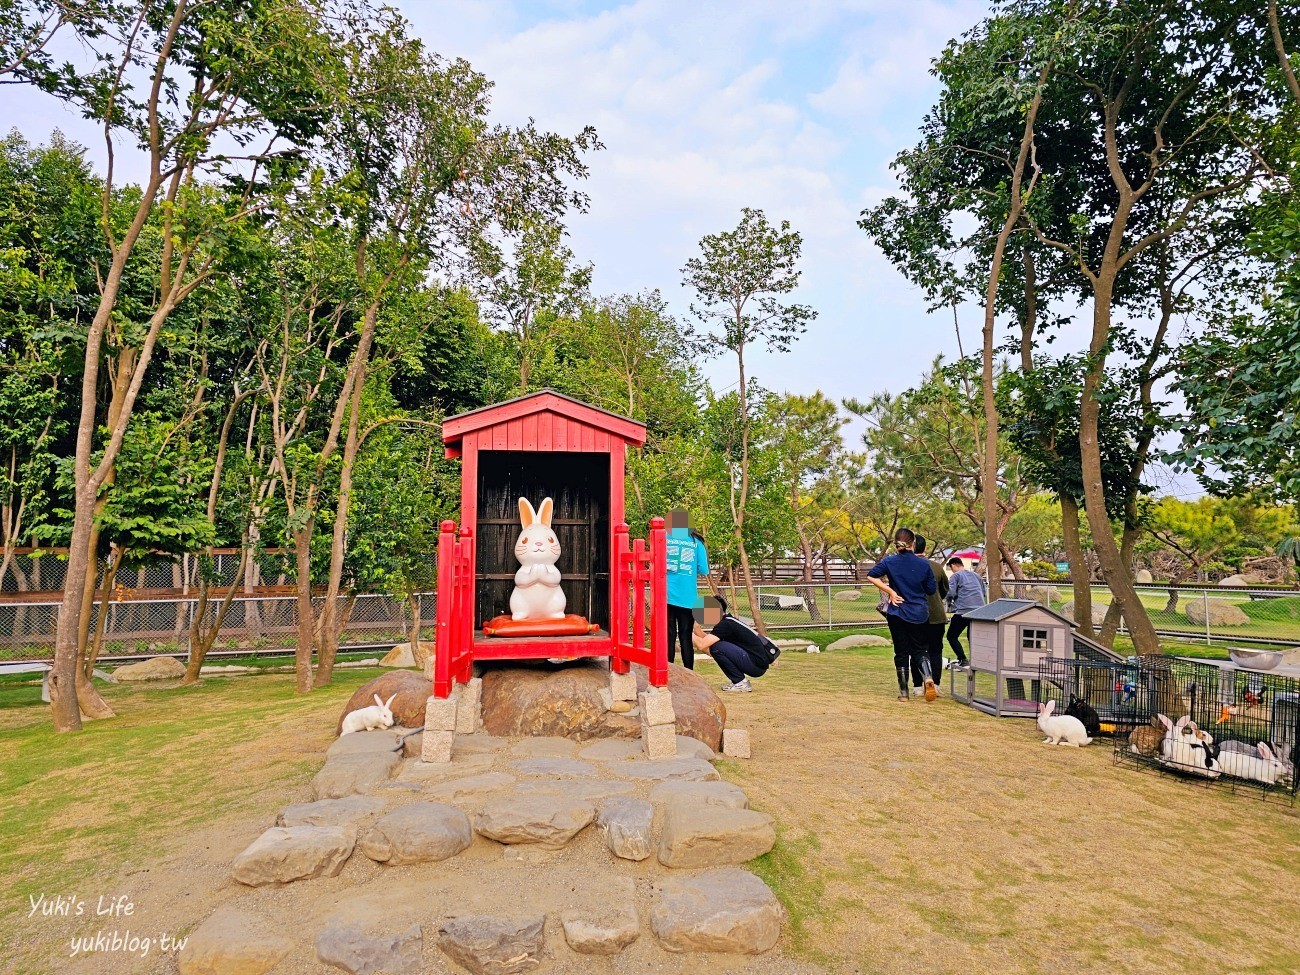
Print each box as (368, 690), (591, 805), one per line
(691, 596), (780, 693)
(664, 512), (710, 668)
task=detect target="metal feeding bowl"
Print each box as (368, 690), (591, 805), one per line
(1228, 648), (1283, 671)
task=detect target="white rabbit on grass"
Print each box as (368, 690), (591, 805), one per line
(1037, 699), (1092, 746)
(340, 693), (397, 736)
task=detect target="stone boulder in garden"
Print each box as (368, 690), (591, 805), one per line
(113, 655), (186, 681)
(1061, 600), (1109, 627)
(480, 659), (725, 751)
(1186, 598), (1250, 627)
(337, 670), (431, 735)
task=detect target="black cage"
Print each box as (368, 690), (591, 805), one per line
(474, 451), (610, 630)
(1109, 655), (1300, 806)
(1035, 656), (1146, 738)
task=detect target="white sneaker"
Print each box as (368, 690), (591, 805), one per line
(721, 679), (753, 693)
(912, 687), (925, 697)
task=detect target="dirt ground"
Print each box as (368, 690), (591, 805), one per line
(4, 648), (1300, 975)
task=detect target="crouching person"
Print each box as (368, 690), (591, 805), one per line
(691, 595), (780, 693)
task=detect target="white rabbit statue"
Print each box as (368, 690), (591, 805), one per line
(509, 496), (567, 621)
(340, 693), (397, 736)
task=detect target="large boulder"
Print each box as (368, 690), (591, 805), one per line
(1061, 600), (1110, 627)
(1186, 598), (1250, 626)
(474, 795), (595, 849)
(358, 803), (473, 865)
(649, 780), (749, 810)
(277, 795), (387, 829)
(315, 920), (423, 975)
(561, 888), (640, 956)
(379, 642), (434, 668)
(113, 655), (186, 681)
(650, 869), (782, 954)
(479, 660), (725, 751)
(231, 825), (355, 886)
(832, 589), (863, 601)
(596, 798), (654, 861)
(826, 634), (891, 651)
(437, 915), (545, 975)
(1024, 586), (1057, 607)
(337, 671), (431, 735)
(1218, 574), (1263, 588)
(657, 805), (776, 868)
(179, 907), (293, 975)
(1135, 569), (1154, 584)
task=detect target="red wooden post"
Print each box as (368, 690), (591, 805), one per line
(433, 520), (457, 699)
(611, 524), (630, 675)
(456, 526), (474, 684)
(649, 516), (668, 687)
(632, 538), (646, 657)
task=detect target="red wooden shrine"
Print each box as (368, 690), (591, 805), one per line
(432, 390), (668, 700)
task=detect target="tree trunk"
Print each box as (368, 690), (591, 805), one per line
(407, 590), (427, 670)
(1060, 493), (1093, 636)
(1078, 280), (1159, 653)
(182, 546), (251, 684)
(84, 549), (121, 682)
(317, 303), (382, 688)
(293, 525), (315, 692)
(795, 531), (823, 624)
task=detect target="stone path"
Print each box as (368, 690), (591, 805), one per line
(180, 728), (784, 974)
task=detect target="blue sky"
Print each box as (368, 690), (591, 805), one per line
(0, 0), (1196, 496)
(394, 0), (997, 423)
(0, 0), (992, 418)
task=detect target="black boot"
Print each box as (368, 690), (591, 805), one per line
(919, 656), (938, 702)
(895, 666), (910, 702)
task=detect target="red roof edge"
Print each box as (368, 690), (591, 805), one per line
(442, 389), (647, 447)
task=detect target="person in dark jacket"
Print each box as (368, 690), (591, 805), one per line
(691, 596), (780, 693)
(914, 535), (949, 694)
(866, 528), (938, 703)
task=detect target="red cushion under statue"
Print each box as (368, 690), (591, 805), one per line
(482, 614), (599, 637)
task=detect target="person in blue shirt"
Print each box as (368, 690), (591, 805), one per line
(866, 527), (938, 703)
(664, 510), (710, 669)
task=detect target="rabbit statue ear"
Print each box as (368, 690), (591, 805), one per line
(384, 693), (397, 710)
(518, 497), (537, 526)
(373, 694), (384, 707)
(538, 497), (553, 527)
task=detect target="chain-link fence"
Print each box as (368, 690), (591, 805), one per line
(0, 592), (436, 663)
(5, 580), (1296, 663)
(710, 581), (1300, 644)
(992, 581), (1300, 646)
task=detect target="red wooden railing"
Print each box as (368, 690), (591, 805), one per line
(431, 516), (668, 698)
(611, 517), (668, 688)
(433, 522), (474, 699)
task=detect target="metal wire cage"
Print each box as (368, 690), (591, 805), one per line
(1112, 655), (1300, 806)
(1034, 656), (1147, 739)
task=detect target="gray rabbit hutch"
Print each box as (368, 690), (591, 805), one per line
(952, 598), (1121, 717)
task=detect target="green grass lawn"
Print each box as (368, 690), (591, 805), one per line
(3, 652), (1300, 975)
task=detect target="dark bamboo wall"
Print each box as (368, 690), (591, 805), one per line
(475, 451), (610, 629)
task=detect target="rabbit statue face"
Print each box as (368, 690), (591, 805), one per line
(515, 497), (561, 566)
